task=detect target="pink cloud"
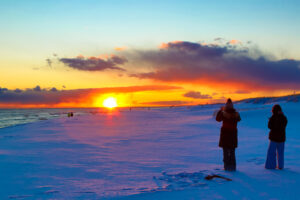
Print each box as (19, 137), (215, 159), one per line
(228, 39), (241, 45)
(114, 46), (127, 51)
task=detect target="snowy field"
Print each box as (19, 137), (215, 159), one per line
(0, 102), (299, 199)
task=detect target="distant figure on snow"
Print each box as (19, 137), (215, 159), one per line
(265, 104), (288, 170)
(216, 98), (241, 171)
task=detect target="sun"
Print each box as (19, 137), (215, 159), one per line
(103, 97), (117, 108)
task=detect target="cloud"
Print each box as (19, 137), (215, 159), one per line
(115, 46), (127, 51)
(183, 91), (212, 99)
(129, 41), (300, 90)
(0, 87), (8, 93)
(46, 58), (52, 67)
(140, 100), (191, 106)
(33, 85), (42, 92)
(0, 85), (181, 106)
(45, 40), (300, 92)
(234, 90), (251, 94)
(227, 39), (242, 45)
(14, 89), (22, 93)
(214, 37), (224, 41)
(50, 87), (58, 92)
(59, 55), (127, 71)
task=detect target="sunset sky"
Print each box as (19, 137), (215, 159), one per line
(1, 0), (300, 108)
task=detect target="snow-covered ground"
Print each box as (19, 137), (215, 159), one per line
(0, 102), (299, 199)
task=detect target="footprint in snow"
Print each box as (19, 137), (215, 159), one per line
(74, 191), (96, 194)
(9, 195), (32, 199)
(153, 171), (209, 190)
(247, 158), (265, 165)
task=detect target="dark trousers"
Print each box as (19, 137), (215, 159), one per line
(223, 148), (236, 171)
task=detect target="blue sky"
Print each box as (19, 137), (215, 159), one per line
(0, 0), (299, 59)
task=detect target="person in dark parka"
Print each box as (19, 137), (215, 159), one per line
(265, 104), (288, 169)
(216, 98), (241, 171)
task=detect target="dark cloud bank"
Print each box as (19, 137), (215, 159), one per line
(128, 41), (300, 90)
(50, 40), (300, 90)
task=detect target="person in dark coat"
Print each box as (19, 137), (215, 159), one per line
(265, 104), (288, 169)
(216, 98), (241, 171)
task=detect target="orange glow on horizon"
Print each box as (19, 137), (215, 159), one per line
(0, 84), (296, 109)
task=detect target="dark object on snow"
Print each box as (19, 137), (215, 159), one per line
(205, 174), (232, 181)
(67, 112), (74, 117)
(216, 98), (241, 171)
(268, 104), (288, 142)
(38, 117), (47, 120)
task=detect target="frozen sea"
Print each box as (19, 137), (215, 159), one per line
(0, 108), (108, 129)
(0, 102), (299, 199)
